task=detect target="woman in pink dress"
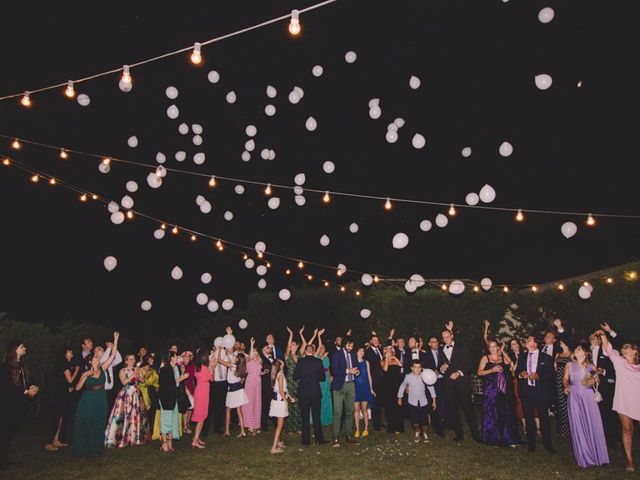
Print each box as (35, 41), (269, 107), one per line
(190, 349), (212, 449)
(599, 330), (640, 472)
(242, 338), (263, 434)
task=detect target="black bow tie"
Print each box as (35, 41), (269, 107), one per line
(444, 345), (453, 349)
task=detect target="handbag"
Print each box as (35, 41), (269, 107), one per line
(593, 384), (602, 403)
(177, 384), (191, 413)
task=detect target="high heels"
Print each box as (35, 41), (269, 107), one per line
(191, 443), (205, 449)
(237, 432), (247, 438)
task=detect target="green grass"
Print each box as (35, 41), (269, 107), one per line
(4, 419), (635, 480)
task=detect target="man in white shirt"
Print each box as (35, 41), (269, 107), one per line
(100, 341), (122, 409)
(206, 346), (228, 435)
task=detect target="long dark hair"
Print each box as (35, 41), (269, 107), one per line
(4, 340), (28, 386)
(235, 353), (247, 379)
(195, 349), (209, 370)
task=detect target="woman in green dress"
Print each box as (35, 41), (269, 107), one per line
(72, 331), (120, 458)
(284, 327), (302, 432)
(315, 329), (333, 425)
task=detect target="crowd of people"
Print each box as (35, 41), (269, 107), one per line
(0, 319), (639, 472)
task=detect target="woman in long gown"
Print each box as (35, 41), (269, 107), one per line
(562, 342), (609, 468)
(158, 352), (189, 452)
(105, 354), (150, 447)
(316, 329), (333, 426)
(45, 347), (78, 451)
(478, 340), (521, 447)
(554, 340), (572, 438)
(241, 338), (262, 434)
(191, 349), (213, 448)
(284, 326), (302, 432)
(72, 331), (119, 458)
(381, 346), (404, 433)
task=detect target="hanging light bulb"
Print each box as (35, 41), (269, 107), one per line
(216, 239), (223, 248)
(59, 148), (68, 159)
(264, 183), (272, 196)
(628, 271), (638, 280)
(12, 139), (21, 150)
(80, 193), (87, 202)
(323, 280), (329, 287)
(190, 42), (202, 64)
(298, 261), (304, 269)
(30, 174), (39, 183)
(384, 197), (392, 211)
(586, 213), (596, 226)
(102, 157), (111, 166)
(285, 269), (291, 275)
(2, 158), (9, 166)
(126, 211), (134, 219)
(515, 209), (525, 222)
(606, 277), (613, 284)
(257, 252), (264, 259)
(120, 65), (132, 87)
(340, 286), (346, 292)
(307, 274), (313, 281)
(217, 242), (224, 252)
(161, 223), (167, 230)
(190, 234), (197, 242)
(49, 177), (56, 185)
(323, 191), (331, 203)
(473, 286), (480, 293)
(288, 9), (301, 35)
(503, 286), (509, 293)
(373, 275), (380, 284)
(242, 254), (248, 261)
(558, 284), (564, 291)
(65, 81), (75, 98)
(355, 290), (361, 297)
(266, 262), (272, 268)
(441, 284), (448, 291)
(91, 194), (98, 200)
(448, 203), (457, 216)
(21, 92), (31, 107)
(208, 176), (216, 187)
(172, 226), (179, 235)
(531, 286), (538, 293)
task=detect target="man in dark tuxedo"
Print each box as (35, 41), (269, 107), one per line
(265, 333), (283, 361)
(364, 334), (385, 431)
(259, 345), (275, 432)
(330, 337), (358, 446)
(294, 344), (327, 446)
(590, 329), (618, 448)
(440, 328), (479, 443)
(424, 335), (446, 436)
(515, 335), (555, 453)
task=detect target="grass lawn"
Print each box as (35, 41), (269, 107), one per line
(3, 419), (636, 480)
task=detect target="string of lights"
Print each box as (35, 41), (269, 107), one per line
(0, 0), (339, 103)
(3, 134), (640, 222)
(3, 153), (637, 296)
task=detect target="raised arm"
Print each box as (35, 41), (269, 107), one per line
(483, 320), (491, 347)
(317, 328), (325, 351)
(286, 326), (294, 359)
(299, 326), (308, 352)
(101, 332), (120, 371)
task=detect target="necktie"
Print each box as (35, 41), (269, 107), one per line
(400, 351), (405, 372)
(106, 367), (112, 384)
(527, 352), (535, 386)
(217, 356), (224, 380)
(346, 351), (353, 382)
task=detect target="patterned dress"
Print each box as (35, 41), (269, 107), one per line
(480, 358), (522, 446)
(241, 357), (262, 430)
(285, 355), (301, 431)
(105, 367), (150, 447)
(555, 356), (570, 437)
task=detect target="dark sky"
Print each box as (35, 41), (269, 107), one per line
(0, 1), (638, 336)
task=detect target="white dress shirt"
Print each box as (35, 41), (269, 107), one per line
(526, 349), (539, 386)
(214, 349), (229, 382)
(101, 347), (122, 391)
(542, 343), (555, 358)
(397, 373), (436, 406)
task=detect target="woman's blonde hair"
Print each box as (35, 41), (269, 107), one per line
(621, 343), (640, 365)
(271, 359), (284, 388)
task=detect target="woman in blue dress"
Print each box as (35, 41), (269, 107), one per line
(354, 347), (375, 438)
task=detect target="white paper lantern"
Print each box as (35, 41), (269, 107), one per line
(193, 152), (205, 165)
(108, 201), (120, 214)
(196, 293), (208, 305)
(394, 117), (405, 128)
(323, 161), (335, 174)
(156, 152), (166, 163)
(386, 130), (398, 143)
(410, 274), (426, 288)
(266, 85), (277, 98)
(121, 195), (134, 209)
(141, 300), (152, 311)
(269, 149), (276, 160)
(278, 289), (291, 301)
(435, 214), (448, 228)
(499, 141), (514, 157)
(388, 123), (398, 132)
(245, 125), (257, 137)
(349, 223), (359, 233)
(465, 193), (480, 206)
(224, 211), (234, 221)
(255, 241), (266, 254)
(261, 149), (270, 160)
(226, 91), (236, 103)
(177, 123), (188, 135)
(244, 259), (255, 269)
(578, 285), (591, 300)
(207, 70), (220, 83)
(360, 309), (372, 319)
(241, 151), (251, 162)
(409, 75), (421, 89)
(561, 222), (577, 239)
(235, 185), (245, 195)
(294, 173), (306, 185)
(201, 273), (212, 284)
(480, 278), (493, 291)
(585, 283), (594, 293)
(207, 300), (219, 313)
(192, 135), (203, 146)
(294, 86), (304, 99)
(222, 299), (234, 311)
(369, 105), (382, 119)
(421, 369), (437, 386)
(156, 165), (167, 178)
(153, 228), (165, 240)
(345, 51), (357, 63)
(337, 264), (347, 275)
(535, 74), (553, 91)
(127, 136), (138, 148)
(245, 139), (255, 152)
(419, 220), (432, 232)
(267, 197), (280, 209)
(320, 234), (330, 247)
(293, 186), (304, 196)
(361, 274), (373, 286)
(98, 162), (110, 174)
(123, 182), (138, 194)
(166, 105), (179, 119)
(461, 147), (472, 158)
(305, 116), (317, 131)
(258, 279), (267, 289)
(110, 212), (125, 224)
(294, 195), (306, 206)
(175, 151), (186, 162)
(191, 124), (203, 135)
(405, 280), (417, 293)
(77, 94), (91, 106)
(412, 134), (426, 149)
(196, 195), (206, 207)
(288, 91), (300, 104)
(171, 266), (183, 280)
(312, 65), (324, 77)
(256, 265), (267, 276)
(392, 232), (409, 249)
(222, 334), (235, 348)
(368, 98), (380, 108)
(103, 256), (117, 272)
(165, 86), (178, 99)
(265, 104), (276, 116)
(238, 319), (248, 330)
(214, 336), (223, 347)
(479, 184), (496, 203)
(200, 201), (212, 214)
(538, 7), (555, 24)
(449, 280), (465, 295)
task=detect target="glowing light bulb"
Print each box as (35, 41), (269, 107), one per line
(65, 81), (75, 98)
(629, 271), (638, 280)
(266, 262), (271, 268)
(288, 9), (301, 35)
(161, 223), (167, 230)
(190, 42), (202, 64)
(102, 157), (111, 166)
(586, 213), (596, 226)
(2, 158), (10, 166)
(532, 286), (538, 293)
(190, 234), (197, 242)
(126, 211), (134, 219)
(323, 191), (330, 203)
(80, 193), (87, 202)
(59, 148), (68, 159)
(583, 281), (590, 288)
(606, 277), (613, 284)
(441, 284), (448, 291)
(340, 286), (346, 292)
(91, 194), (98, 200)
(243, 254), (248, 261)
(558, 284), (564, 291)
(217, 244), (224, 252)
(257, 252), (264, 259)
(448, 203), (457, 216)
(264, 183), (272, 196)
(21, 92), (31, 107)
(30, 174), (39, 183)
(209, 176), (216, 187)
(286, 269), (291, 275)
(384, 197), (392, 211)
(373, 275), (380, 283)
(216, 239), (223, 248)
(298, 261), (304, 269)
(172, 226), (179, 234)
(49, 177), (56, 185)
(323, 281), (329, 287)
(503, 286), (509, 293)
(12, 139), (21, 150)
(355, 290), (361, 296)
(473, 286), (479, 293)
(515, 209), (525, 222)
(121, 65), (132, 86)
(307, 274), (313, 281)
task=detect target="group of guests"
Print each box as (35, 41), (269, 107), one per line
(0, 319), (638, 473)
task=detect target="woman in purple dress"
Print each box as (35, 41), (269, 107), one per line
(477, 340), (521, 447)
(562, 342), (609, 468)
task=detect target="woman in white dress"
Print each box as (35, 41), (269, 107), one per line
(221, 350), (248, 437)
(269, 359), (288, 454)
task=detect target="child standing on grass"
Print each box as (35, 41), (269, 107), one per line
(397, 360), (436, 443)
(269, 360), (288, 453)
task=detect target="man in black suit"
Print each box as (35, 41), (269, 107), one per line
(259, 345), (275, 432)
(294, 344), (327, 446)
(364, 334), (385, 431)
(424, 335), (446, 436)
(440, 328), (479, 443)
(590, 328), (618, 448)
(515, 335), (555, 453)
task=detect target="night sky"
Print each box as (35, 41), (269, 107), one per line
(1, 1), (638, 336)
